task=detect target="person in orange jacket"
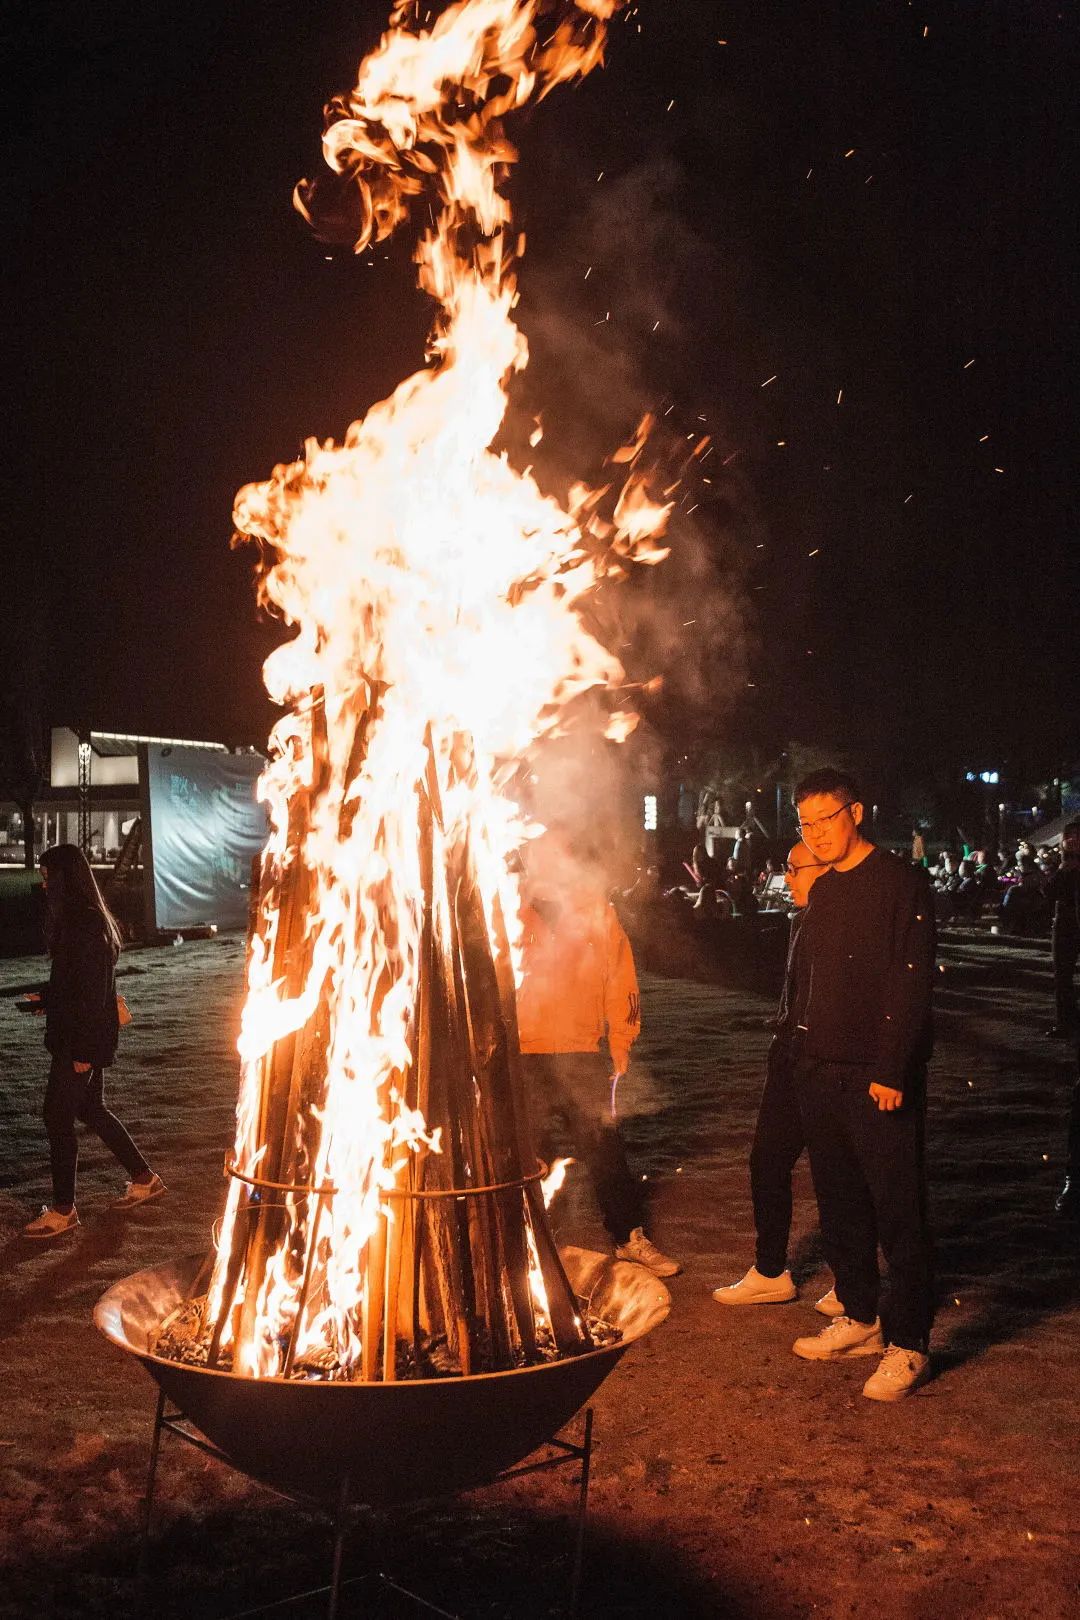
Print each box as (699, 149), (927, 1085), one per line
(516, 833), (680, 1278)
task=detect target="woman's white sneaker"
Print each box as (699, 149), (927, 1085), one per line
(793, 1315), (884, 1360)
(815, 1286), (844, 1317)
(862, 1345), (931, 1401)
(712, 1266), (797, 1305)
(23, 1206), (80, 1239)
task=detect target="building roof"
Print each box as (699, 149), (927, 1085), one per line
(88, 730), (229, 757)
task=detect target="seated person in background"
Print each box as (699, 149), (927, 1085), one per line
(937, 851), (961, 885)
(995, 855), (1050, 937)
(616, 853), (660, 937)
(932, 852), (962, 923)
(1037, 846), (1061, 882)
(951, 858), (984, 920)
(977, 854), (1003, 910)
(673, 843), (711, 897)
(723, 856), (757, 917)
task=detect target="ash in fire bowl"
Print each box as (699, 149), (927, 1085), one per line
(152, 1262), (625, 1381)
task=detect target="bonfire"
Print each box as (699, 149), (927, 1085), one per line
(155, 0), (671, 1385)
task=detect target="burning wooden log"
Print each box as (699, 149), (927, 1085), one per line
(191, 715), (591, 1383)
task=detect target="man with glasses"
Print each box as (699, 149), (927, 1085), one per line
(786, 768), (935, 1401)
(713, 842), (841, 1310)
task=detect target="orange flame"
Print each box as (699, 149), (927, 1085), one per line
(206, 0), (668, 1378)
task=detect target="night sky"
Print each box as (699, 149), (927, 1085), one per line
(7, 0), (1076, 778)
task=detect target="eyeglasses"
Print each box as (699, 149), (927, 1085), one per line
(797, 802), (855, 836)
(785, 859), (828, 875)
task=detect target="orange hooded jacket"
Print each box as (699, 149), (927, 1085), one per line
(515, 893), (641, 1073)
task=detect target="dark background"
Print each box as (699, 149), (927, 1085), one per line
(4, 0), (1075, 778)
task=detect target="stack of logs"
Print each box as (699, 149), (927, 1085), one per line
(202, 688), (590, 1380)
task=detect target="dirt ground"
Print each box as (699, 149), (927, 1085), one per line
(0, 926), (1077, 1618)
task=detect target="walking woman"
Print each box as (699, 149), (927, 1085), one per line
(22, 844), (164, 1238)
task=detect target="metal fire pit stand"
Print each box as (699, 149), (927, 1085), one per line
(138, 1386), (594, 1620)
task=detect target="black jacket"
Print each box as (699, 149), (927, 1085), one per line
(794, 848), (935, 1091)
(41, 905), (121, 1068)
(1047, 861), (1080, 938)
(772, 911), (804, 1032)
(765, 911), (804, 1078)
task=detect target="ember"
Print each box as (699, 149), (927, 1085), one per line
(156, 0), (671, 1384)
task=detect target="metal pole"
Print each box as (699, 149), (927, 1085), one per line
(568, 1407), (594, 1619)
(77, 735), (93, 855)
(327, 1471), (351, 1620)
(139, 1387), (167, 1577)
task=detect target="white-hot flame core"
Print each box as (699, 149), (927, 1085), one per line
(207, 0), (668, 1377)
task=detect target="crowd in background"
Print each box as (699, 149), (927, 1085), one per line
(626, 823), (1071, 942)
(924, 837), (1069, 937)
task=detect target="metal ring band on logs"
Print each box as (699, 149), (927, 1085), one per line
(223, 1154), (547, 1201)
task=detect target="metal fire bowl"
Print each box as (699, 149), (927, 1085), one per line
(94, 1248), (669, 1507)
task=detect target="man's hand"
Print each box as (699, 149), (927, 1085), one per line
(869, 1082), (903, 1112)
(73, 1061), (92, 1074)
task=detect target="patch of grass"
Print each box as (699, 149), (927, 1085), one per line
(0, 868), (43, 958)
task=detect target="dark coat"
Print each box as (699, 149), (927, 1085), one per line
(794, 849), (935, 1092)
(41, 904), (121, 1068)
(1047, 862), (1080, 939)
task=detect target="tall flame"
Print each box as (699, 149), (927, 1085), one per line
(205, 0), (670, 1379)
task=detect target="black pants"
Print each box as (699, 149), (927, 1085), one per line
(521, 1052), (644, 1244)
(799, 1058), (933, 1353)
(749, 1045), (806, 1276)
(1052, 928), (1079, 1029)
(43, 1055), (148, 1209)
(1066, 1055), (1080, 1178)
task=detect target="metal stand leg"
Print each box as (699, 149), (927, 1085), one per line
(138, 1397), (591, 1618)
(327, 1471), (351, 1620)
(567, 1407), (593, 1620)
(138, 1387), (167, 1577)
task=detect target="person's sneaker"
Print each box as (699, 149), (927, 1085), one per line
(862, 1345), (931, 1402)
(23, 1206), (80, 1240)
(615, 1227), (682, 1277)
(711, 1266), (796, 1305)
(111, 1173), (167, 1210)
(815, 1286), (844, 1317)
(793, 1315), (884, 1361)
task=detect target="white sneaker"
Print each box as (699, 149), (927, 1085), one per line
(863, 1345), (931, 1402)
(793, 1315), (884, 1361)
(815, 1286), (844, 1317)
(615, 1227), (682, 1277)
(712, 1266), (797, 1305)
(23, 1206), (80, 1240)
(111, 1173), (167, 1209)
